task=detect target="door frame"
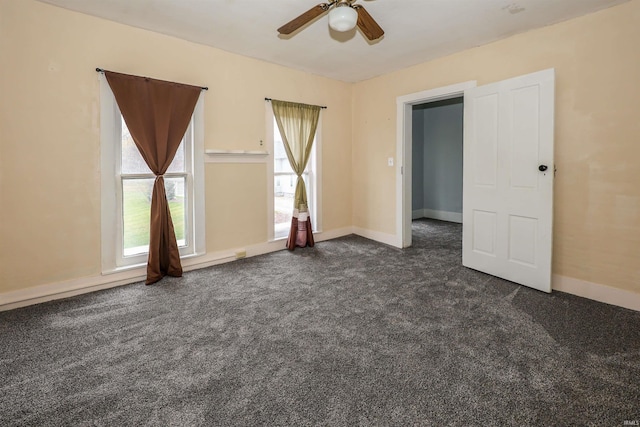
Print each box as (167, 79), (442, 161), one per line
(396, 81), (477, 247)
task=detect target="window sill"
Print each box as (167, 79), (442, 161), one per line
(269, 229), (322, 244)
(102, 251), (205, 276)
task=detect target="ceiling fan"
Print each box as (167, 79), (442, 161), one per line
(277, 0), (384, 41)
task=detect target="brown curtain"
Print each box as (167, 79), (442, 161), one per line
(271, 100), (321, 250)
(104, 70), (201, 285)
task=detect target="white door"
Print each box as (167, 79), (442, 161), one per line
(462, 69), (555, 293)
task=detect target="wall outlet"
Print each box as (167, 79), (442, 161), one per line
(235, 250), (246, 259)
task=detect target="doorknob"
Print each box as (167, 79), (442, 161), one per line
(538, 165), (548, 172)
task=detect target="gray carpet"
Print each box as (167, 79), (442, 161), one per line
(1, 219), (639, 426)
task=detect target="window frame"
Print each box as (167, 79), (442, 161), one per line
(100, 75), (205, 273)
(266, 108), (322, 241)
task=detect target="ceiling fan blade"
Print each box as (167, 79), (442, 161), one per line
(278, 4), (329, 35)
(355, 5), (384, 40)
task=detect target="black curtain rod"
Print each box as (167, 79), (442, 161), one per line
(96, 68), (208, 91)
(265, 97), (327, 109)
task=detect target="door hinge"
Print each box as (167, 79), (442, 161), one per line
(401, 166), (403, 175)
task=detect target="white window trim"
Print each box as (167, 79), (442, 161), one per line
(266, 106), (322, 242)
(100, 74), (205, 274)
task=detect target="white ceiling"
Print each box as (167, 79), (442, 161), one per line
(37, 0), (629, 82)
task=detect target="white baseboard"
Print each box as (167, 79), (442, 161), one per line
(421, 209), (463, 223)
(0, 227), (354, 312)
(0, 271), (147, 313)
(315, 227), (354, 242)
(412, 209), (425, 220)
(553, 274), (640, 312)
(352, 226), (402, 248)
(8, 230), (636, 314)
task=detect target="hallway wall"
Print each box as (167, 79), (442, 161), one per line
(412, 98), (463, 223)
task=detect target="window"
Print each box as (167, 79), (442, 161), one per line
(100, 76), (205, 272)
(268, 114), (321, 240)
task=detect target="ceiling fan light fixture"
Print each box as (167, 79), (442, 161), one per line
(328, 4), (358, 32)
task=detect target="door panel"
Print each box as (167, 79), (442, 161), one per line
(473, 94), (499, 188)
(510, 86), (540, 189)
(508, 215), (537, 266)
(472, 210), (497, 256)
(463, 69), (555, 293)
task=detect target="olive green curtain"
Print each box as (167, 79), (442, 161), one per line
(271, 99), (321, 250)
(104, 70), (201, 285)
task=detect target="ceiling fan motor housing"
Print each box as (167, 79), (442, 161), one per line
(328, 2), (358, 32)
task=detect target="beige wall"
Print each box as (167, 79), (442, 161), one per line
(352, 1), (640, 293)
(0, 0), (352, 293)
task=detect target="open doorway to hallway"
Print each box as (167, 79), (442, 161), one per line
(398, 70), (554, 292)
(396, 80), (476, 248)
(411, 97), (464, 235)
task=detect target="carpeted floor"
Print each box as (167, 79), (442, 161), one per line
(1, 219), (639, 426)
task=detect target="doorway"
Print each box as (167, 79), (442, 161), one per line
(411, 97), (464, 229)
(396, 70), (555, 292)
(395, 81), (477, 248)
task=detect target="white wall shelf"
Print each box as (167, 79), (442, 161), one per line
(204, 149), (269, 164)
